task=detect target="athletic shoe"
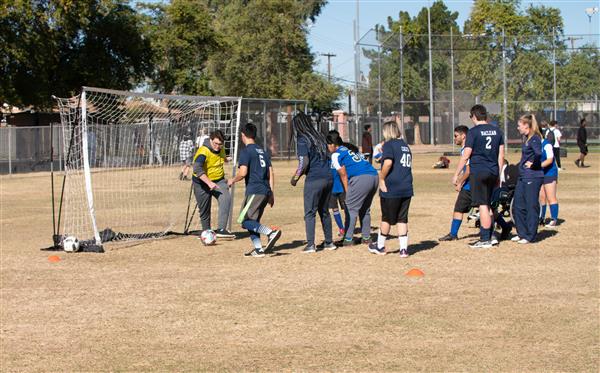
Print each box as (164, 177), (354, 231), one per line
(361, 237), (372, 245)
(338, 228), (345, 237)
(500, 224), (513, 241)
(438, 233), (458, 241)
(517, 238), (530, 244)
(368, 242), (386, 255)
(545, 220), (557, 228)
(302, 244), (316, 254)
(244, 248), (265, 258)
(469, 240), (493, 249)
(263, 229), (282, 253)
(490, 234), (499, 246)
(538, 218), (545, 227)
(340, 238), (355, 247)
(399, 248), (409, 258)
(511, 235), (521, 242)
(323, 242), (337, 251)
(575, 159), (580, 167)
(215, 229), (235, 239)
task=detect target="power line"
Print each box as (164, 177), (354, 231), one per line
(320, 53), (337, 82)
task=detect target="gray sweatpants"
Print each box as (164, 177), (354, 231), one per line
(193, 179), (231, 231)
(304, 178), (333, 247)
(344, 174), (378, 241)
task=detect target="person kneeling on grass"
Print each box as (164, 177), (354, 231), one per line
(369, 121), (414, 257)
(192, 130), (235, 239)
(327, 131), (378, 247)
(228, 123), (281, 257)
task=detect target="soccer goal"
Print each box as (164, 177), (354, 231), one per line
(52, 87), (242, 251)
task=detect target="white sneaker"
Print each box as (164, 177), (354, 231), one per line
(544, 220), (557, 228)
(490, 234), (499, 246)
(511, 235), (521, 242)
(517, 238), (530, 244)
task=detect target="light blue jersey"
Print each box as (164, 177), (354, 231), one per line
(331, 146), (377, 179)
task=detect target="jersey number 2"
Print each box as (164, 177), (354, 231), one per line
(485, 136), (492, 149)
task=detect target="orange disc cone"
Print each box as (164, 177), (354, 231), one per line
(406, 268), (424, 277)
(48, 255), (61, 263)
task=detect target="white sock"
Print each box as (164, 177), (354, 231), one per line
(377, 231), (387, 249)
(399, 234), (408, 250)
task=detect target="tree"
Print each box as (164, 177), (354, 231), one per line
(1, 0), (152, 109)
(206, 0), (341, 111)
(139, 0), (219, 95)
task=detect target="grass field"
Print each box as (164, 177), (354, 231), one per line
(1, 153), (598, 371)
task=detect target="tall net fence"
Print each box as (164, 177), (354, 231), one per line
(356, 29), (600, 146)
(53, 87), (242, 247)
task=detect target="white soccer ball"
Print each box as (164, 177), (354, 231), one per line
(63, 236), (80, 252)
(200, 230), (217, 246)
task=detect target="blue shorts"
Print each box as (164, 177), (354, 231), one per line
(543, 176), (557, 184)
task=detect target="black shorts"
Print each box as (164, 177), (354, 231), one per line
(470, 172), (498, 206)
(329, 192), (346, 210)
(381, 197), (411, 224)
(578, 144), (588, 155)
(453, 188), (472, 213)
(543, 175), (557, 184)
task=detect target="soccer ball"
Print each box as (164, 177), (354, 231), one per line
(200, 230), (217, 246)
(63, 236), (80, 252)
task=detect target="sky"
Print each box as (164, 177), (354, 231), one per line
(309, 0), (600, 86)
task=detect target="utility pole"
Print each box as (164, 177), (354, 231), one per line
(566, 36), (583, 50)
(321, 53), (337, 82)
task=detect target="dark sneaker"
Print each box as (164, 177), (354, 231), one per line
(342, 238), (355, 247)
(469, 240), (493, 249)
(500, 224), (513, 241)
(302, 244), (316, 254)
(438, 233), (458, 241)
(361, 237), (372, 245)
(574, 159), (580, 167)
(215, 229), (235, 239)
(538, 218), (545, 227)
(263, 229), (281, 253)
(322, 242), (337, 251)
(368, 242), (386, 255)
(244, 248), (265, 257)
(337, 228), (345, 237)
(399, 248), (409, 258)
(490, 234), (499, 246)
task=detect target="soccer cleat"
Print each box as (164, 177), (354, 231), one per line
(517, 238), (530, 244)
(263, 229), (282, 253)
(438, 233), (458, 241)
(469, 240), (493, 249)
(338, 228), (345, 237)
(544, 220), (557, 228)
(368, 242), (386, 255)
(215, 229), (235, 239)
(511, 235), (521, 242)
(244, 248), (265, 257)
(302, 244), (316, 254)
(399, 248), (409, 258)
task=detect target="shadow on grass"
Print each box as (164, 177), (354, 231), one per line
(535, 229), (559, 242)
(272, 239), (306, 252)
(387, 240), (439, 255)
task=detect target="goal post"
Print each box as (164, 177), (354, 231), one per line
(53, 87), (242, 250)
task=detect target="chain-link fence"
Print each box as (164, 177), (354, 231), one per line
(0, 98), (308, 174)
(355, 28), (600, 146)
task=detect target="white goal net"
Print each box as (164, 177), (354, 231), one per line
(53, 87), (242, 249)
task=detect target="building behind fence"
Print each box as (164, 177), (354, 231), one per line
(0, 98), (307, 175)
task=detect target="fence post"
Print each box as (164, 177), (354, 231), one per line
(8, 126), (12, 175)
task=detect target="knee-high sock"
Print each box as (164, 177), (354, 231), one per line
(242, 219), (272, 236)
(399, 234), (408, 250)
(550, 204), (559, 220)
(450, 219), (462, 237)
(333, 210), (344, 230)
(377, 231), (387, 249)
(540, 204), (547, 220)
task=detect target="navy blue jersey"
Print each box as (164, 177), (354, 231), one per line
(331, 145), (377, 179)
(380, 138), (414, 198)
(238, 143), (271, 195)
(297, 135), (332, 182)
(461, 147), (470, 191)
(465, 124), (505, 175)
(519, 135), (543, 179)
